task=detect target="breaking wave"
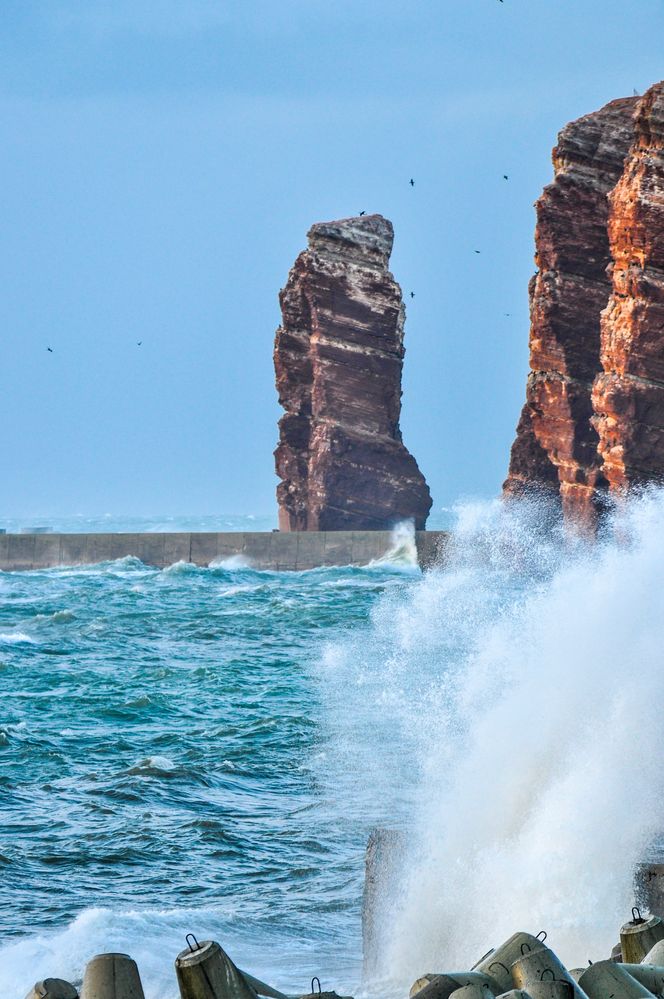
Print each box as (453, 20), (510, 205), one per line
(316, 490), (664, 980)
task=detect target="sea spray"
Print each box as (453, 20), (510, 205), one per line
(315, 491), (664, 982)
(2, 497), (664, 999)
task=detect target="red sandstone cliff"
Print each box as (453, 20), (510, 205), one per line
(274, 215), (432, 531)
(593, 86), (664, 493)
(504, 95), (638, 525)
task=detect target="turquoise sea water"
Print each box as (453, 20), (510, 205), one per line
(5, 497), (664, 999)
(0, 522), (423, 999)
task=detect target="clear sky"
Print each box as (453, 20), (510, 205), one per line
(2, 0), (664, 519)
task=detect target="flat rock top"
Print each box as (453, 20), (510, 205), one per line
(307, 214), (394, 268)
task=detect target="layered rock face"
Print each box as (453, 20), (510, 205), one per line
(593, 86), (664, 493)
(505, 85), (664, 523)
(274, 215), (432, 531)
(504, 95), (638, 524)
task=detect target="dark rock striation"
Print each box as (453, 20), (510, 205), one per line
(593, 85), (664, 494)
(504, 95), (638, 525)
(274, 215), (432, 531)
(504, 85), (664, 523)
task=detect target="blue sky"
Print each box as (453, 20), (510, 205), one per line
(2, 0), (664, 518)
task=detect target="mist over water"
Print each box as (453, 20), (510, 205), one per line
(2, 497), (663, 997)
(318, 492), (664, 983)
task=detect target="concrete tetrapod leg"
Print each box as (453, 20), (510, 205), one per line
(238, 972), (289, 999)
(24, 981), (78, 999)
(526, 980), (578, 999)
(175, 939), (259, 999)
(510, 946), (587, 999)
(410, 978), (437, 997)
(621, 911), (664, 965)
(577, 961), (655, 999)
(644, 944), (664, 967)
(410, 973), (501, 999)
(474, 934), (550, 995)
(80, 954), (145, 999)
(620, 965), (664, 996)
(494, 992), (532, 999)
(449, 984), (496, 999)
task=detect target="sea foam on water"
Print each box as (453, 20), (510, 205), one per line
(3, 495), (664, 998)
(316, 491), (664, 984)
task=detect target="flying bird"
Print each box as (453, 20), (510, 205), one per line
(410, 292), (415, 298)
(503, 174), (509, 180)
(47, 346), (53, 353)
(474, 250), (481, 254)
(137, 341), (142, 346)
(409, 178), (415, 187)
(359, 211), (366, 216)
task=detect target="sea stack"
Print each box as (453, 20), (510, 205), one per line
(274, 214), (432, 531)
(505, 81), (664, 526)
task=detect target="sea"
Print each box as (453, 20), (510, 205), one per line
(2, 496), (664, 999)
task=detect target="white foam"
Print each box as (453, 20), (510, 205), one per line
(367, 520), (420, 572)
(210, 554), (253, 570)
(316, 491), (664, 982)
(0, 631), (34, 644)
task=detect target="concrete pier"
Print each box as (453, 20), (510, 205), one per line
(0, 530), (448, 573)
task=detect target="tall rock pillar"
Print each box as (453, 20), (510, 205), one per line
(274, 215), (432, 531)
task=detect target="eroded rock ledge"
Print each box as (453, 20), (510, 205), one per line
(505, 81), (664, 526)
(274, 214), (432, 531)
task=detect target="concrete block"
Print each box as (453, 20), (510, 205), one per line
(293, 532), (325, 571)
(134, 534), (166, 568)
(33, 535), (61, 568)
(59, 534), (91, 567)
(7, 534), (36, 570)
(86, 534), (114, 563)
(190, 533), (220, 566)
(322, 532), (355, 567)
(163, 533), (191, 566)
(241, 532), (274, 569)
(214, 533), (247, 563)
(351, 531), (389, 565)
(0, 533), (9, 565)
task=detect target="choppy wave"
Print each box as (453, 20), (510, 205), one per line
(3, 494), (664, 998)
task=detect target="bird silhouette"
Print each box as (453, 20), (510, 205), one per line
(359, 211), (366, 216)
(410, 292), (415, 298)
(47, 346), (53, 353)
(137, 341), (142, 346)
(503, 174), (509, 180)
(409, 178), (415, 187)
(474, 250), (481, 254)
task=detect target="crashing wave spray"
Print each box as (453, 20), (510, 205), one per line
(315, 491), (664, 983)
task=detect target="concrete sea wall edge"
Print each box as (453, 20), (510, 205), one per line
(0, 531), (449, 573)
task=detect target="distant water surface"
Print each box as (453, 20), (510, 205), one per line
(0, 511), (455, 534)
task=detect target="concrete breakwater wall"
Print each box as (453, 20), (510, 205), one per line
(0, 530), (448, 573)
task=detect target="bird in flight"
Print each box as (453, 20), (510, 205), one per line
(359, 211), (366, 216)
(409, 178), (415, 187)
(47, 346), (53, 353)
(137, 341), (142, 346)
(474, 250), (481, 254)
(503, 174), (509, 180)
(410, 292), (415, 298)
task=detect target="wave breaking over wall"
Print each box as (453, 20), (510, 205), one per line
(315, 491), (664, 985)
